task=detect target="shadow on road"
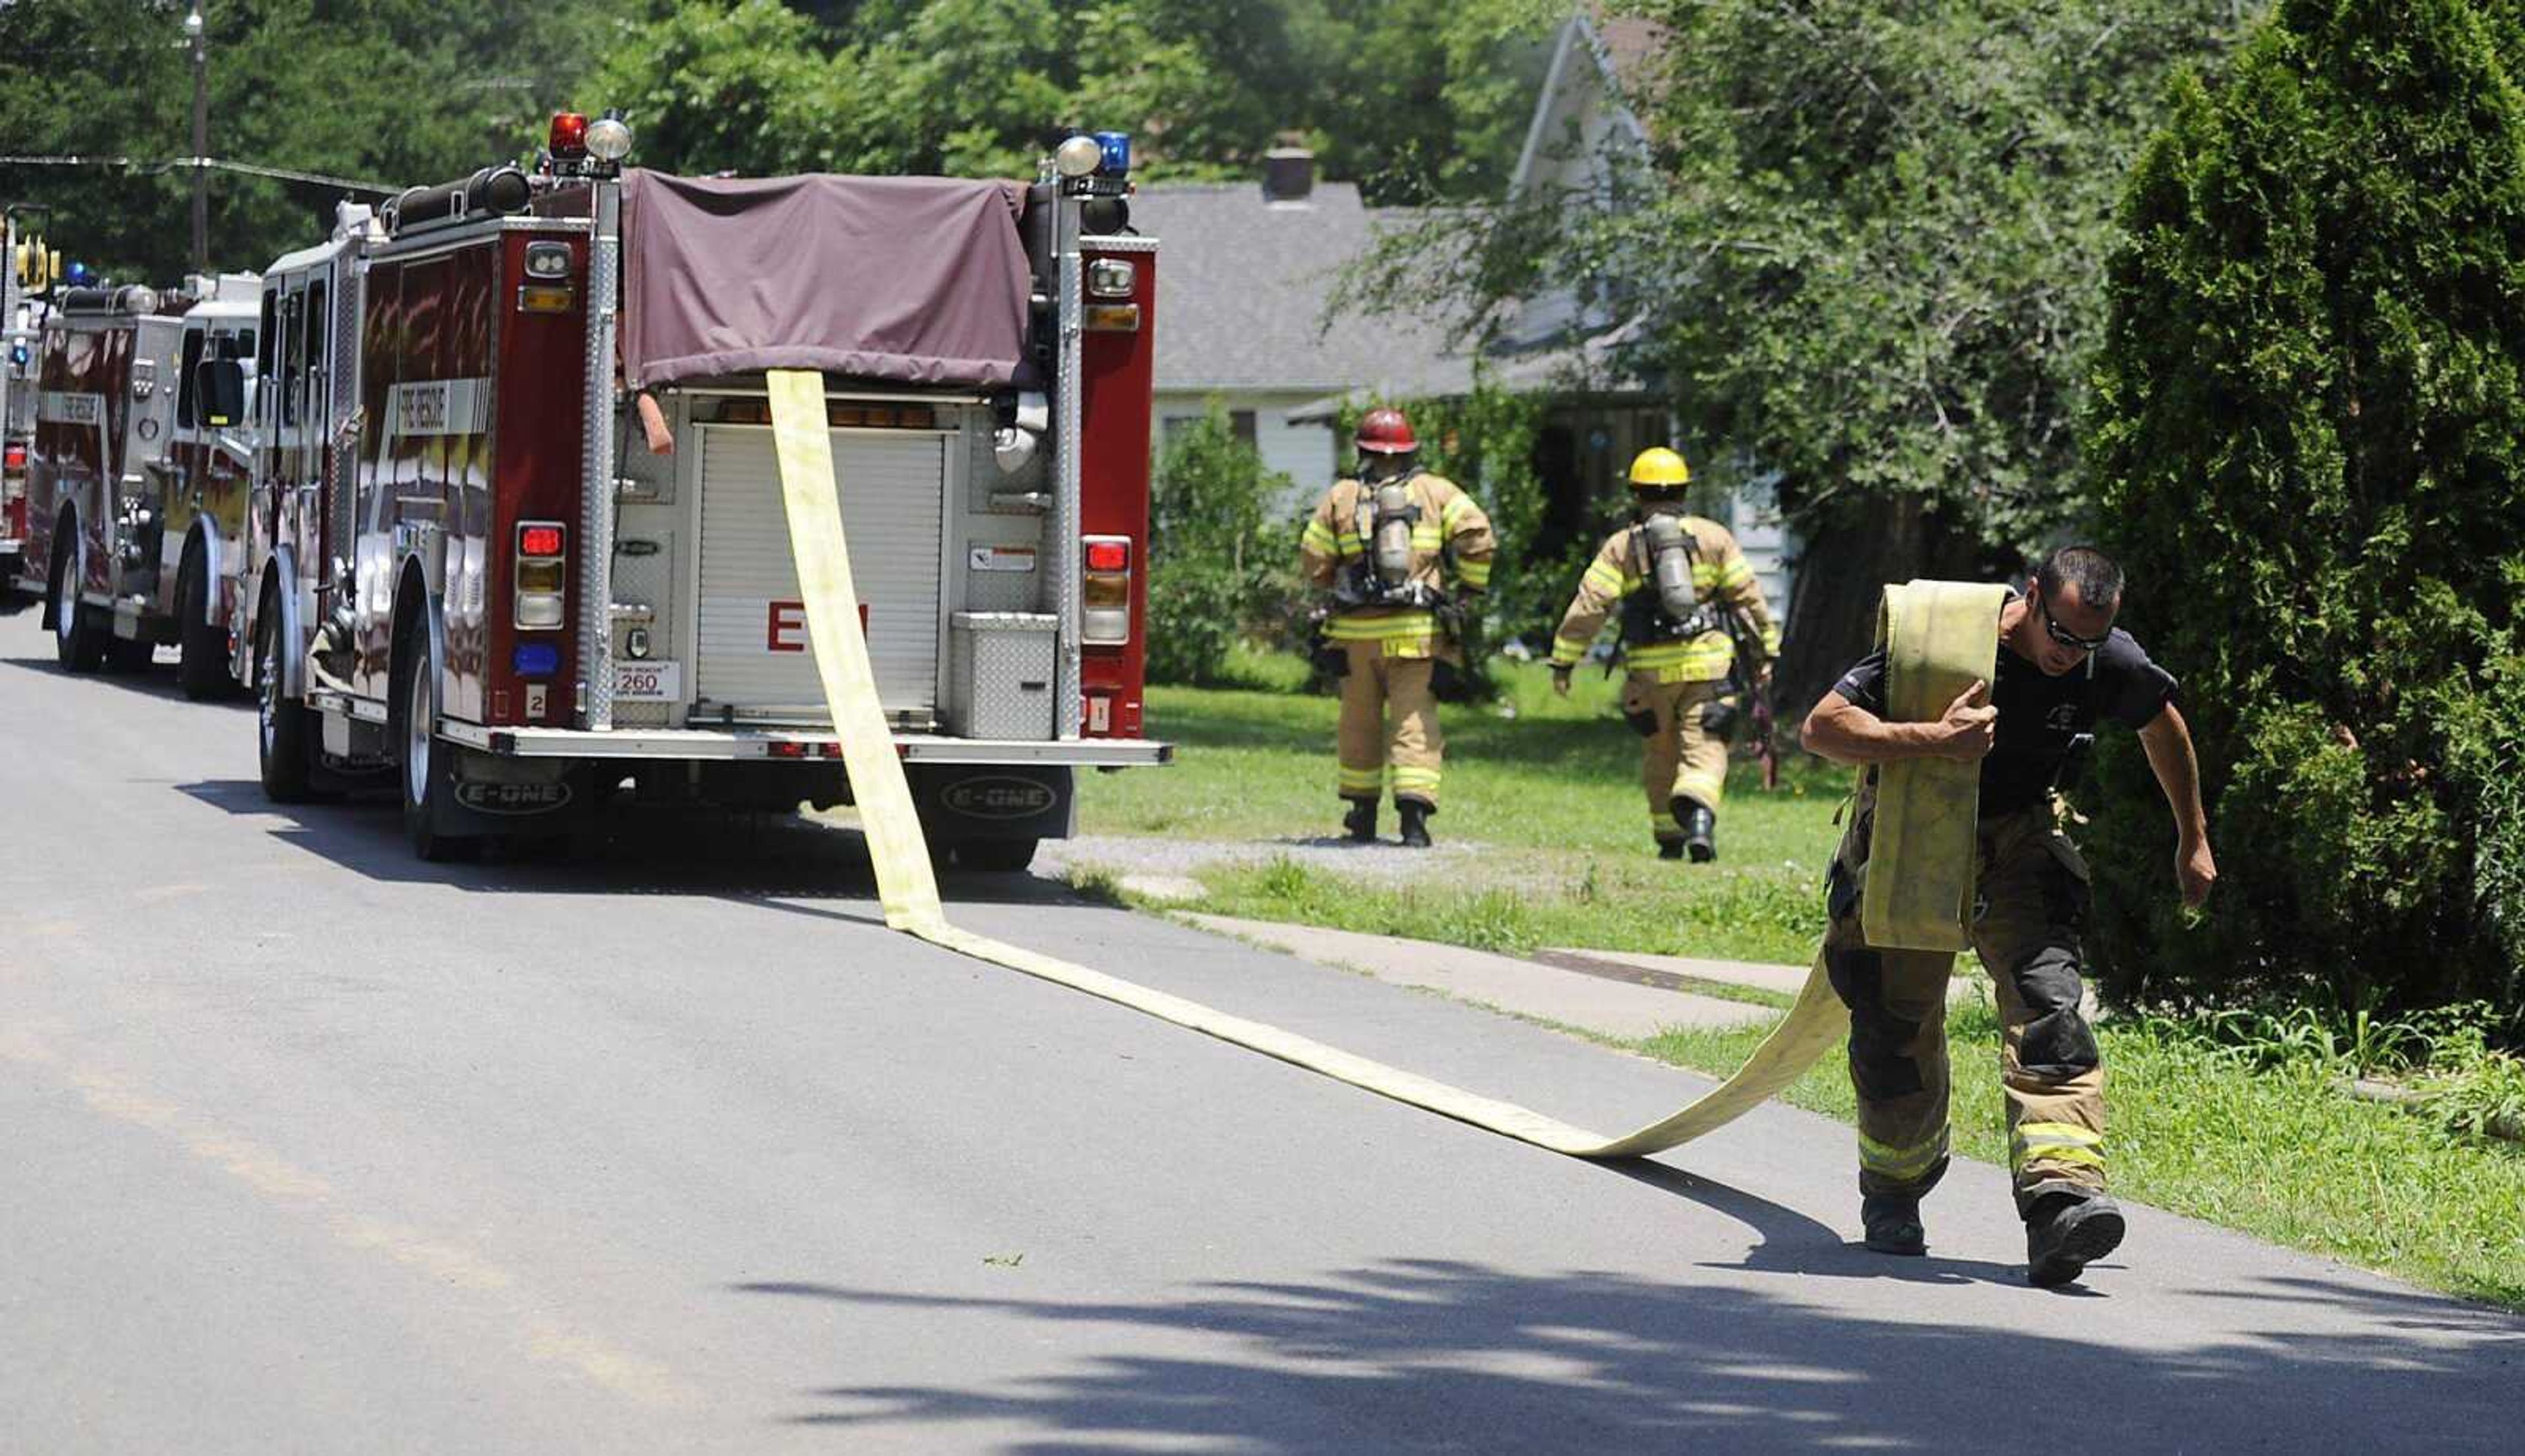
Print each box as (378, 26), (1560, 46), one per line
(0, 649), (254, 709)
(172, 776), (1088, 913)
(729, 1257), (2522, 1451)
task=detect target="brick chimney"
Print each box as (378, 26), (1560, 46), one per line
(1262, 145), (1316, 204)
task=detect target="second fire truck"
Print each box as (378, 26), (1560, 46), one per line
(231, 116), (1166, 865)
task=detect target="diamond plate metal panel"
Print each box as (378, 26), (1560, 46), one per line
(948, 611), (1057, 739)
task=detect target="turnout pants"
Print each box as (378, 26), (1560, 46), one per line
(1823, 794), (2107, 1216)
(1337, 640), (1443, 808)
(1623, 671), (1728, 847)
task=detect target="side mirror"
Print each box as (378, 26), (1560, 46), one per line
(198, 358), (245, 427)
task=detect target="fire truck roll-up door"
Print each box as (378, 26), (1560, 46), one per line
(692, 418), (945, 726)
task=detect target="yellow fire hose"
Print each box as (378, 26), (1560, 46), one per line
(769, 369), (2002, 1158)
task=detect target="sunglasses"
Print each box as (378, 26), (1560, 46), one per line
(2037, 597), (2111, 655)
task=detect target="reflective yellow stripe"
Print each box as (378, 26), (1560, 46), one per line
(1440, 494), (1475, 528)
(1410, 528), (1445, 548)
(1456, 558), (1491, 587)
(1650, 809), (1679, 832)
(1858, 1128), (1949, 1177)
(1717, 558), (1755, 589)
(1623, 636), (1735, 677)
(1337, 768), (1383, 791)
(1583, 561), (1626, 594)
(1761, 622), (1782, 655)
(2011, 1122), (2105, 1170)
(1324, 612), (1439, 642)
(1302, 520), (1337, 550)
(1550, 635), (1593, 667)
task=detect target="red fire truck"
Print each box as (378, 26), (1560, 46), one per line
(20, 273), (261, 693)
(231, 116), (1165, 865)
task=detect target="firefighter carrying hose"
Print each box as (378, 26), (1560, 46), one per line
(1549, 448), (1779, 860)
(1299, 407), (1495, 848)
(1800, 546), (2217, 1286)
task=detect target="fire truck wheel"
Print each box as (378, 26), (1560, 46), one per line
(397, 625), (478, 863)
(50, 534), (105, 672)
(255, 608), (315, 803)
(177, 546), (233, 700)
(954, 837), (1040, 874)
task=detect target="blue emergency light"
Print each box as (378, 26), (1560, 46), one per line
(512, 642), (561, 678)
(66, 261), (91, 286)
(1095, 131), (1130, 176)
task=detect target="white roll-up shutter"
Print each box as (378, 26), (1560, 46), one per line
(694, 423), (944, 720)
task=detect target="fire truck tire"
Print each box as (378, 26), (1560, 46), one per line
(50, 535), (105, 672)
(953, 837), (1040, 874)
(256, 608), (315, 803)
(396, 623), (478, 863)
(178, 545), (233, 700)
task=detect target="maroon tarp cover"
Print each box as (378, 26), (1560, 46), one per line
(620, 170), (1030, 389)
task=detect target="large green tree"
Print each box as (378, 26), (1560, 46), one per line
(0, 1), (631, 283)
(591, 0), (1553, 195)
(1350, 2), (2260, 713)
(2084, 0), (2525, 1021)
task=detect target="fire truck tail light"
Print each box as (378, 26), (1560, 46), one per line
(515, 520), (567, 630)
(4, 443), (24, 471)
(1081, 534), (1133, 646)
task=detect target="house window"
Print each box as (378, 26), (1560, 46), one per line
(1161, 410), (1259, 448)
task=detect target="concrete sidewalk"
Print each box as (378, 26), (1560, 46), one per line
(1184, 914), (1782, 1039)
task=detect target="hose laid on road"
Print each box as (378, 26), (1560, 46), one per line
(768, 369), (2000, 1158)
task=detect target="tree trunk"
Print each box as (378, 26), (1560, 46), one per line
(1773, 492), (1986, 734)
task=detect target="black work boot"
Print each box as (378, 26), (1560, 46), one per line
(1657, 839), (1687, 860)
(2025, 1192), (2125, 1288)
(1675, 797), (1718, 862)
(1397, 799), (1434, 849)
(1861, 1196), (1927, 1257)
(1342, 799), (1378, 843)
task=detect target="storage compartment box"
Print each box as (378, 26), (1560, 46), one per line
(948, 611), (1057, 740)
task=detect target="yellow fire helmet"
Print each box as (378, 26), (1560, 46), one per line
(1627, 446), (1691, 490)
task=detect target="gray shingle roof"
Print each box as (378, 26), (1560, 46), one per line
(1128, 180), (1474, 401)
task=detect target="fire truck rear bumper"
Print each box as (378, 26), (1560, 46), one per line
(435, 721), (1173, 766)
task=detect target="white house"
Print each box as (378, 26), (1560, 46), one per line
(1130, 153), (1472, 502)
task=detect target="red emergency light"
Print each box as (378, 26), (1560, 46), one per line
(519, 523), (565, 558)
(549, 112), (589, 158)
(3, 443), (24, 473)
(1084, 539), (1130, 573)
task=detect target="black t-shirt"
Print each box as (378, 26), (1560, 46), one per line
(1831, 599), (2177, 817)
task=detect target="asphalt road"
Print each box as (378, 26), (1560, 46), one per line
(2, 603), (2518, 1453)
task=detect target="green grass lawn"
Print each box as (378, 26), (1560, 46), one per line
(1072, 653), (2525, 1310)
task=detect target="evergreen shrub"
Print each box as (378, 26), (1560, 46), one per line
(2084, 0), (2525, 1029)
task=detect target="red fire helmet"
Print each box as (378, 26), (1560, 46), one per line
(1355, 407), (1418, 456)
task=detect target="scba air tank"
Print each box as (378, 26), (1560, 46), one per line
(1643, 512), (1700, 621)
(1372, 482), (1416, 586)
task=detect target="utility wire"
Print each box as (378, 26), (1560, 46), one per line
(0, 153), (397, 194)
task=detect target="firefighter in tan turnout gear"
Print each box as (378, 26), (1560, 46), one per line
(1549, 448), (1779, 860)
(1300, 407), (1496, 848)
(1801, 546), (2217, 1288)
